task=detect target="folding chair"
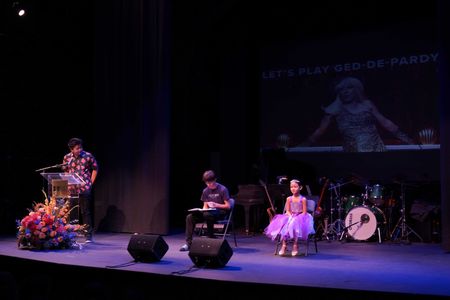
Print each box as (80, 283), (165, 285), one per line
(274, 198), (318, 256)
(195, 198), (238, 247)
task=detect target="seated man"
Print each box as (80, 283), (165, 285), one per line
(179, 170), (231, 251)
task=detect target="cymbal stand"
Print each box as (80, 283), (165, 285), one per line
(390, 182), (423, 243)
(327, 183), (345, 240)
(384, 192), (395, 240)
(325, 184), (335, 240)
(363, 184), (370, 206)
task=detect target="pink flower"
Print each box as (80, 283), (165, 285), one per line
(17, 196), (86, 249)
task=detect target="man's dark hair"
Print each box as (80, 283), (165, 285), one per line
(202, 170), (216, 182)
(68, 137), (83, 149)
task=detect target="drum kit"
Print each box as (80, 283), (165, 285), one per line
(321, 180), (405, 243)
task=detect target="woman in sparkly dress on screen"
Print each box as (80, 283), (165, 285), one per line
(302, 76), (414, 152)
(264, 179), (315, 256)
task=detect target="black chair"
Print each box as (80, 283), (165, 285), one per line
(195, 198), (238, 247)
(274, 198), (318, 256)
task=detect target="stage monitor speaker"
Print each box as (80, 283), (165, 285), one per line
(188, 238), (233, 268)
(127, 234), (168, 262)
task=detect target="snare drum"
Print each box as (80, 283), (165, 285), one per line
(369, 184), (385, 206)
(344, 206), (386, 241)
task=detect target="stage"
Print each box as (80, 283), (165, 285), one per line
(0, 232), (449, 299)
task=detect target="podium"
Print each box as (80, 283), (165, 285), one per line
(40, 172), (85, 199)
(40, 172), (85, 223)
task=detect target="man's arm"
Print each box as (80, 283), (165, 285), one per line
(91, 169), (98, 185)
(207, 199), (230, 210)
(202, 201), (209, 209)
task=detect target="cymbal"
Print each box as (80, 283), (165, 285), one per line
(392, 180), (420, 188)
(343, 173), (368, 187)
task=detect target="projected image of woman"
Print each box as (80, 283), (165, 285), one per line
(302, 76), (414, 152)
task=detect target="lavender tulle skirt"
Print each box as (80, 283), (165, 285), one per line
(264, 213), (315, 241)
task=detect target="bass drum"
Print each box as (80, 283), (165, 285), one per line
(344, 206), (386, 241)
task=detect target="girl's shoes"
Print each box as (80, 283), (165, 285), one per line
(278, 245), (287, 256)
(292, 245), (298, 256)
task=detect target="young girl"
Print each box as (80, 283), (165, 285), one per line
(264, 179), (315, 256)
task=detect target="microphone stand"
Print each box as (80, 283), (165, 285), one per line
(35, 163), (67, 173)
(339, 215), (375, 242)
(35, 163), (67, 200)
(339, 220), (363, 241)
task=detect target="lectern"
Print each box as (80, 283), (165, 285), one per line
(40, 172), (85, 222)
(40, 172), (85, 199)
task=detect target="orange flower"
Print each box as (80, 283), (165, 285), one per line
(17, 194), (87, 249)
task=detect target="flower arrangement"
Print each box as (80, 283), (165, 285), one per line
(17, 192), (87, 250)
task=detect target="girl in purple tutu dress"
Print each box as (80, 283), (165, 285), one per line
(264, 179), (315, 256)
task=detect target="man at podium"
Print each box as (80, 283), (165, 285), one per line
(61, 137), (98, 243)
